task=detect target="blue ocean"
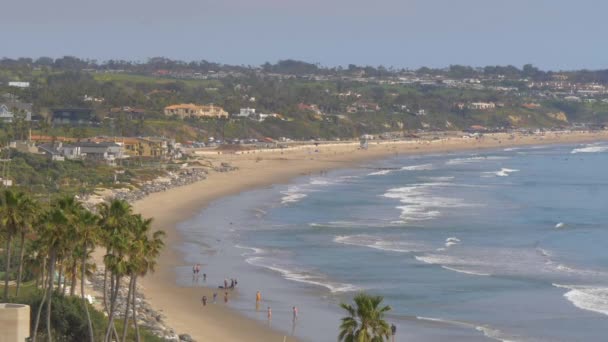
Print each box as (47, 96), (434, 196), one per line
(178, 142), (608, 342)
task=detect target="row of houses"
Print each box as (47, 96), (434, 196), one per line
(13, 136), (178, 165)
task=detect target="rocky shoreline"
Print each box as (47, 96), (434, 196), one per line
(89, 267), (194, 342)
(84, 163), (238, 341)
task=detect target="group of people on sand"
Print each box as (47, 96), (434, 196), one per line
(222, 278), (238, 289)
(192, 264), (206, 282)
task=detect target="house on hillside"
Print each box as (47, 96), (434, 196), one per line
(164, 104), (228, 119)
(347, 101), (381, 113)
(109, 107), (145, 120)
(51, 108), (98, 126)
(297, 103), (323, 115)
(235, 107), (256, 118)
(468, 102), (496, 110)
(0, 94), (33, 122)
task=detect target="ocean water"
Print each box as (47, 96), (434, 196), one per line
(178, 142), (608, 342)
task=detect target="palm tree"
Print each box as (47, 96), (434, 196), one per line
(98, 199), (133, 342)
(0, 190), (32, 301)
(14, 194), (37, 297)
(75, 208), (100, 342)
(338, 293), (392, 342)
(98, 199), (132, 314)
(32, 206), (70, 342)
(121, 214), (165, 342)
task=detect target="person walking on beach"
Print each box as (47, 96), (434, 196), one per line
(292, 306), (298, 321)
(255, 291), (262, 311)
(202, 295), (207, 306)
(224, 278), (228, 289)
(203, 273), (207, 282)
(213, 292), (217, 303)
(267, 306), (272, 321)
(391, 324), (396, 342)
(224, 291), (229, 303)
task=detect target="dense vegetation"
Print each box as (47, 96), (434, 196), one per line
(0, 190), (165, 342)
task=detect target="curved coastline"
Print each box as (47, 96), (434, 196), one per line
(128, 131), (608, 341)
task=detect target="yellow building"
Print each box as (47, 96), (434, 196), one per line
(119, 137), (169, 158)
(164, 104), (228, 119)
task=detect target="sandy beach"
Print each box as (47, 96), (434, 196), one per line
(124, 130), (608, 341)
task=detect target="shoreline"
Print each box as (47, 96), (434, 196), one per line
(128, 131), (608, 341)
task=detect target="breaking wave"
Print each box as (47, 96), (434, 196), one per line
(553, 284), (608, 316)
(334, 234), (426, 253)
(571, 144), (608, 154)
(245, 256), (360, 293)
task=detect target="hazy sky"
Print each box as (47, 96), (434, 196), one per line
(2, 0), (607, 70)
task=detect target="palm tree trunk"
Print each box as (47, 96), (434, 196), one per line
(70, 260), (77, 296)
(3, 235), (13, 301)
(102, 251), (110, 314)
(15, 232), (26, 297)
(81, 248), (94, 342)
(40, 257), (47, 289)
(46, 251), (56, 342)
(105, 275), (121, 342)
(56, 261), (63, 292)
(62, 271), (68, 295)
(132, 276), (140, 342)
(32, 258), (50, 342)
(121, 276), (134, 342)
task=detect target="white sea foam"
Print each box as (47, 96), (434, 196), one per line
(446, 156), (509, 165)
(281, 186), (307, 204)
(441, 266), (491, 276)
(400, 163), (434, 171)
(334, 234), (425, 253)
(416, 254), (492, 276)
(415, 316), (518, 342)
(246, 256), (359, 293)
(553, 284), (608, 316)
(445, 235), (461, 247)
(234, 244), (265, 256)
(555, 222), (566, 229)
(419, 176), (455, 182)
(368, 169), (393, 176)
(383, 183), (475, 222)
(309, 179), (331, 186)
(571, 144), (608, 154)
(482, 168), (519, 177)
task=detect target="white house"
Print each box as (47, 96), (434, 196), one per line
(0, 103), (33, 122)
(236, 107), (256, 118)
(8, 82), (30, 88)
(468, 102), (496, 110)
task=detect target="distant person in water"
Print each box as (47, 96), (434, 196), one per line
(256, 291), (261, 303)
(292, 306), (298, 321)
(203, 273), (207, 282)
(224, 279), (228, 289)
